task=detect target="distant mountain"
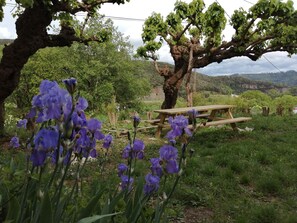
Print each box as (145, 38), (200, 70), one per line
(141, 61), (285, 95)
(232, 70), (297, 87)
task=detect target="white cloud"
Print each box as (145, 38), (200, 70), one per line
(0, 27), (12, 38)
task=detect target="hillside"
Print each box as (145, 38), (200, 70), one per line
(140, 61), (285, 95)
(233, 70), (297, 87)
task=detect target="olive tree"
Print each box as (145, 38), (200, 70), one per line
(0, 0), (129, 135)
(137, 0), (297, 109)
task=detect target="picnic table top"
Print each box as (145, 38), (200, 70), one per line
(154, 104), (235, 115)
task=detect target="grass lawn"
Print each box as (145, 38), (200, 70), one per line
(1, 114), (297, 222)
(167, 115), (297, 223)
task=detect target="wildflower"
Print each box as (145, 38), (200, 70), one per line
(30, 149), (47, 167)
(160, 145), (178, 161)
(120, 175), (134, 191)
(150, 157), (163, 177)
(72, 111), (87, 127)
(159, 145), (179, 174)
(166, 115), (192, 140)
(165, 159), (179, 174)
(63, 77), (77, 95)
(76, 97), (88, 112)
(103, 134), (113, 149)
(117, 163), (128, 177)
(87, 118), (104, 140)
(144, 173), (160, 195)
(75, 128), (96, 156)
(32, 80), (70, 122)
(133, 115), (141, 128)
(17, 119), (27, 129)
(10, 136), (20, 148)
(122, 139), (145, 159)
(89, 149), (97, 158)
(34, 128), (59, 150)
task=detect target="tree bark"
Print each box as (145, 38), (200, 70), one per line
(0, 3), (52, 134)
(160, 61), (187, 109)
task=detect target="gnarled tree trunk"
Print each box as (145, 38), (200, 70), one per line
(0, 0), (89, 136)
(0, 3), (52, 135)
(160, 61), (188, 109)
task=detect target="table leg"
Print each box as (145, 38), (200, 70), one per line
(156, 114), (166, 138)
(226, 108), (238, 130)
(226, 108), (234, 119)
(208, 110), (217, 121)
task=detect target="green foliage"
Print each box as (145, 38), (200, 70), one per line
(238, 90), (272, 108)
(274, 94), (297, 110)
(8, 17), (151, 110)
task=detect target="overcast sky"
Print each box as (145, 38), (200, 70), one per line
(1, 0), (297, 75)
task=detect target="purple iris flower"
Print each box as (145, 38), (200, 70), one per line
(89, 149), (97, 158)
(87, 118), (101, 131)
(76, 97), (88, 112)
(63, 78), (77, 94)
(159, 145), (179, 174)
(87, 118), (104, 140)
(17, 119), (27, 129)
(133, 115), (141, 128)
(32, 80), (70, 122)
(120, 175), (134, 191)
(34, 128), (59, 150)
(75, 128), (96, 155)
(26, 107), (37, 119)
(165, 159), (179, 174)
(166, 115), (192, 140)
(122, 139), (145, 159)
(150, 158), (163, 177)
(10, 136), (20, 148)
(72, 111), (87, 127)
(30, 149), (47, 167)
(39, 80), (57, 94)
(117, 163), (128, 177)
(122, 145), (131, 159)
(144, 173), (160, 195)
(133, 139), (145, 159)
(159, 145), (178, 161)
(103, 134), (113, 149)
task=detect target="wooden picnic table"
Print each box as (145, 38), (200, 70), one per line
(152, 104), (251, 137)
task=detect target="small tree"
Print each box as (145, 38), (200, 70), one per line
(274, 94), (297, 114)
(137, 0), (297, 109)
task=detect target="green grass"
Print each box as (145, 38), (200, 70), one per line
(168, 115), (297, 222)
(1, 115), (297, 222)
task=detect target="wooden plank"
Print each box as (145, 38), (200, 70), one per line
(200, 117), (252, 127)
(154, 105), (234, 115)
(196, 113), (210, 119)
(145, 113), (209, 125)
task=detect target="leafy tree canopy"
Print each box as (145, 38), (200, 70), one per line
(136, 0), (297, 109)
(138, 0), (297, 63)
(9, 17), (151, 110)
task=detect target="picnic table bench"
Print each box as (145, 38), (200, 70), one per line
(151, 105), (252, 137)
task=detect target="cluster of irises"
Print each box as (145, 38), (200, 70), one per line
(10, 78), (112, 167)
(118, 112), (193, 196)
(10, 78), (194, 198)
